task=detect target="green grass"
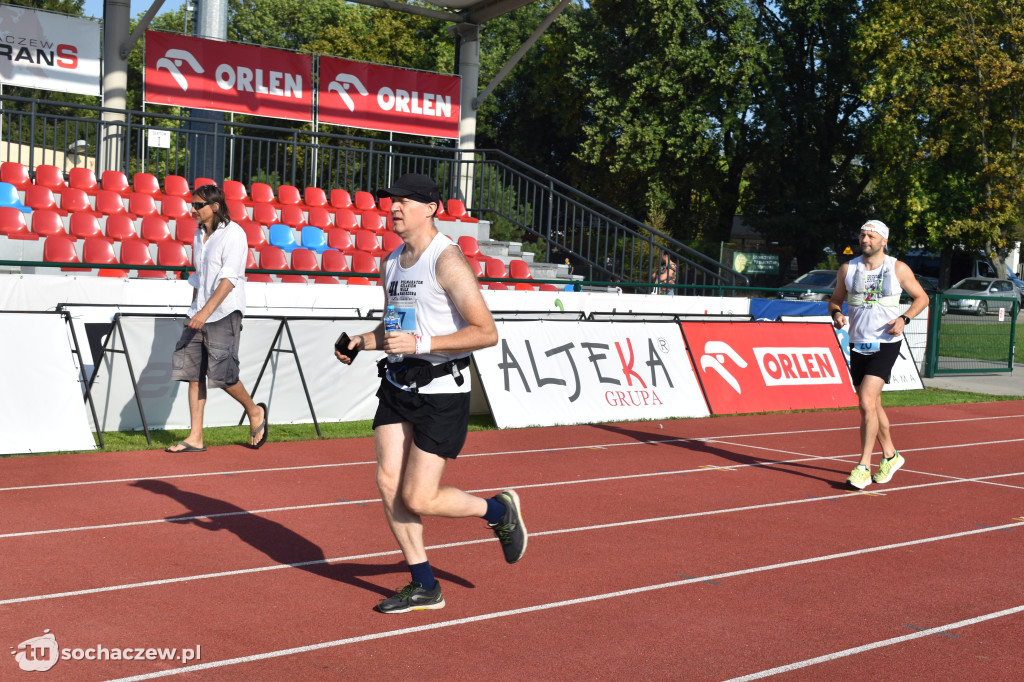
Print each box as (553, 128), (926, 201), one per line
(937, 318), (1022, 364)
(8, 388), (1019, 458)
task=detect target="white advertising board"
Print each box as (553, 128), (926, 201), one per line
(473, 320), (710, 429)
(0, 7), (101, 97)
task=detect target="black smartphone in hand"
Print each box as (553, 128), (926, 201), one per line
(335, 332), (360, 360)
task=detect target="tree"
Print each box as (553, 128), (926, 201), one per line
(567, 0), (766, 244)
(859, 0), (1024, 284)
(742, 0), (872, 273)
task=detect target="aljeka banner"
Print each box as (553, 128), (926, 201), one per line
(473, 320), (710, 429)
(318, 56), (460, 138)
(0, 6), (100, 97)
(145, 32), (313, 121)
(682, 321), (857, 414)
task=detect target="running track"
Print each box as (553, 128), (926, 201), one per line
(2, 402), (1023, 681)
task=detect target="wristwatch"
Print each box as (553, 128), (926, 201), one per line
(900, 315), (911, 325)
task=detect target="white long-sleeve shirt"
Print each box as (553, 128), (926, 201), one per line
(187, 220), (248, 322)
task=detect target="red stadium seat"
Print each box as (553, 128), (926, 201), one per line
(359, 210), (384, 232)
(43, 234), (88, 271)
(175, 216), (198, 244)
(160, 195), (191, 222)
(321, 249), (350, 275)
(354, 190), (379, 213)
(119, 238), (165, 278)
(241, 221), (268, 250)
(289, 248), (322, 276)
(250, 182), (276, 205)
(326, 228), (354, 253)
(24, 186), (65, 215)
(279, 205), (306, 229)
(105, 214), (139, 242)
(509, 259), (533, 281)
(381, 230), (403, 254)
(128, 192), (159, 219)
(334, 208), (359, 233)
(0, 206), (37, 240)
(28, 210), (67, 238)
(329, 189), (353, 210)
(132, 172), (162, 198)
(222, 180), (250, 204)
(0, 162), (31, 191)
(259, 245), (290, 271)
(69, 212), (105, 240)
(226, 200), (249, 224)
(276, 184), (302, 207)
(245, 248), (273, 283)
(193, 177), (216, 190)
(101, 170), (132, 197)
(446, 199), (479, 223)
(304, 186), (328, 209)
(83, 237), (128, 277)
(251, 202), (278, 226)
(465, 256), (484, 279)
(34, 164), (67, 194)
(306, 206), (333, 230)
(95, 190), (131, 218)
(354, 229), (383, 257)
(140, 215), (174, 243)
(538, 283), (559, 292)
(162, 175), (192, 200)
(350, 250), (379, 278)
(157, 241), (191, 277)
(457, 235), (481, 258)
(58, 187), (98, 215)
(485, 258), (508, 279)
(68, 167), (99, 196)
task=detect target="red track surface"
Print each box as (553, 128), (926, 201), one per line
(3, 402), (1023, 681)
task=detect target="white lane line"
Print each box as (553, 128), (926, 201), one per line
(4, 456), (1023, 540)
(5, 484), (1022, 605)
(4, 414), (1021, 494)
(723, 605), (1024, 681)
(102, 520), (1024, 681)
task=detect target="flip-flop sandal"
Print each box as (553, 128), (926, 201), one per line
(165, 440), (207, 453)
(250, 402), (269, 449)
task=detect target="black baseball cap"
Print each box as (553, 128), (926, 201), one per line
(376, 173), (441, 205)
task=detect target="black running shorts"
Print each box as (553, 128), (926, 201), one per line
(372, 379), (471, 459)
(849, 340), (902, 386)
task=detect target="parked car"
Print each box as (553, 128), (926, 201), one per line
(941, 277), (1020, 315)
(778, 270), (837, 301)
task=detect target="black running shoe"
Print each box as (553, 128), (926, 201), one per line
(376, 581), (445, 614)
(489, 489), (527, 564)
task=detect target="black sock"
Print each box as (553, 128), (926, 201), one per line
(409, 561), (436, 591)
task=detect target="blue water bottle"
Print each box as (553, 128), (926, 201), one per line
(384, 305), (403, 363)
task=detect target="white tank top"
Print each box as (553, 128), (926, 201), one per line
(844, 255), (903, 345)
(383, 232), (470, 394)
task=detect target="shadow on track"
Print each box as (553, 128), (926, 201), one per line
(130, 479), (474, 599)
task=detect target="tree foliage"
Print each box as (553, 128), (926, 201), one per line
(859, 0), (1024, 272)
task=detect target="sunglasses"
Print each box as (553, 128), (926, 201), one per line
(191, 201), (211, 210)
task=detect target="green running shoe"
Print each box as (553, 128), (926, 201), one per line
(847, 464), (872, 490)
(873, 452), (905, 484)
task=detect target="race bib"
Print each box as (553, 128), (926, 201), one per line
(852, 341), (880, 355)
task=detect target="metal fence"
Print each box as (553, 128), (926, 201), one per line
(0, 94), (747, 292)
(924, 293), (1019, 375)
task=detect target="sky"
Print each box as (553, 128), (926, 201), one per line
(81, 0), (186, 21)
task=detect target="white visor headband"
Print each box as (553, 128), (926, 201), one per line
(861, 220), (889, 239)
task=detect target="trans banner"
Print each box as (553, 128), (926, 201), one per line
(682, 321), (857, 414)
(144, 32), (313, 121)
(318, 56), (460, 138)
(0, 6), (100, 97)
(473, 320), (710, 429)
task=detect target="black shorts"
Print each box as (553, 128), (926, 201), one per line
(372, 379), (471, 459)
(849, 340), (902, 386)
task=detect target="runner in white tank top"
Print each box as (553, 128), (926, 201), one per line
(828, 220), (930, 490)
(334, 174), (526, 614)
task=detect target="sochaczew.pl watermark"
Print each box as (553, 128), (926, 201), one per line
(11, 630), (201, 673)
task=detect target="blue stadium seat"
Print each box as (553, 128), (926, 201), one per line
(0, 182), (31, 213)
(268, 223), (300, 252)
(300, 226), (335, 254)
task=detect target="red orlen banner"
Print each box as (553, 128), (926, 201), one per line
(145, 32), (312, 122)
(318, 56), (460, 139)
(681, 321), (857, 415)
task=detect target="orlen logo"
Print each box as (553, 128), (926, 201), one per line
(11, 630), (59, 672)
(699, 341), (747, 394)
(155, 49), (204, 91)
(753, 347), (841, 386)
(328, 73), (369, 112)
